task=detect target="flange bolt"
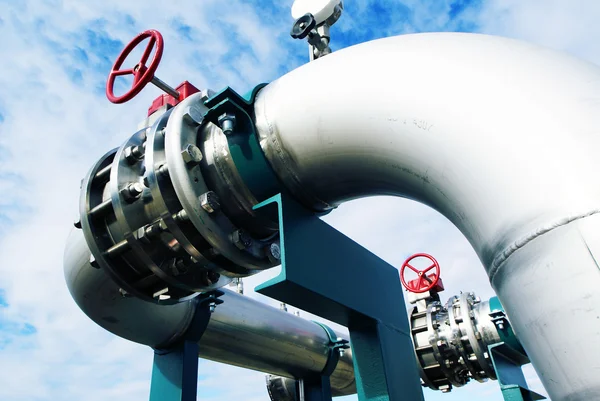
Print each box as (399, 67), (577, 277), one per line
(267, 243), (281, 263)
(218, 113), (237, 135)
(122, 182), (144, 202)
(124, 145), (145, 164)
(231, 229), (252, 250)
(200, 191), (221, 214)
(181, 144), (203, 166)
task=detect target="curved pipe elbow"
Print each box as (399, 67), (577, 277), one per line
(254, 32), (600, 400)
(64, 228), (356, 395)
(64, 228), (196, 348)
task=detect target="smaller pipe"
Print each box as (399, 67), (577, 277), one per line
(151, 76), (180, 99)
(64, 228), (356, 396)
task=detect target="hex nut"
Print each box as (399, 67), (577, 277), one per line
(124, 145), (144, 164)
(200, 191), (220, 214)
(218, 113), (237, 135)
(122, 182), (144, 202)
(200, 88), (216, 102)
(181, 144), (203, 166)
(231, 229), (252, 250)
(182, 106), (204, 126)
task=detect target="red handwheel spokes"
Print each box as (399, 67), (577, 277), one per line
(106, 29), (164, 104)
(400, 253), (441, 293)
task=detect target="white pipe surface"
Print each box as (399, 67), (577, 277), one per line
(254, 32), (600, 401)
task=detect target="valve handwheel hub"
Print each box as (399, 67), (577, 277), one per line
(106, 29), (164, 104)
(400, 253), (441, 293)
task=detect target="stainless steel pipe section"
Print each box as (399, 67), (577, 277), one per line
(254, 32), (600, 401)
(64, 228), (355, 396)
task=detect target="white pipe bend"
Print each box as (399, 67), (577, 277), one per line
(254, 32), (600, 401)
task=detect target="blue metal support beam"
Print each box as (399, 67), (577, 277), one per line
(148, 291), (223, 401)
(254, 193), (425, 401)
(489, 342), (546, 401)
(150, 341), (200, 401)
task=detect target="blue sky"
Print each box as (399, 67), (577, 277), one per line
(1, 0), (599, 400)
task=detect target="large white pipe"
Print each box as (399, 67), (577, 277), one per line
(254, 32), (600, 400)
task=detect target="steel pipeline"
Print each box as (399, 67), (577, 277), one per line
(64, 228), (355, 396)
(253, 32), (600, 401)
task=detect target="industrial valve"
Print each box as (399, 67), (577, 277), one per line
(106, 29), (180, 104)
(401, 253), (525, 393)
(400, 252), (442, 293)
(76, 30), (281, 304)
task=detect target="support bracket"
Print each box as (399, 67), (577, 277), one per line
(149, 291), (224, 401)
(254, 193), (425, 401)
(488, 342), (546, 401)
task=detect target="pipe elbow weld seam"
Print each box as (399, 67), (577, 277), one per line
(489, 208), (600, 282)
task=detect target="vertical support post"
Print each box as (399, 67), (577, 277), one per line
(488, 343), (546, 401)
(254, 193), (425, 401)
(297, 377), (333, 401)
(148, 291), (222, 401)
(150, 341), (200, 401)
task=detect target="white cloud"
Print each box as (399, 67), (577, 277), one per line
(0, 0), (595, 400)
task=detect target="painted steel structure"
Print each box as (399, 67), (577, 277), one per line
(64, 30), (600, 401)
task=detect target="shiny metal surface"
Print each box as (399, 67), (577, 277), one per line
(410, 293), (502, 392)
(266, 375), (297, 401)
(164, 94), (272, 272)
(254, 32), (600, 400)
(64, 228), (196, 347)
(200, 122), (278, 237)
(64, 228), (355, 396)
(76, 91), (280, 303)
(197, 285), (355, 396)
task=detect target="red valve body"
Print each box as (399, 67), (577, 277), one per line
(147, 81), (200, 116)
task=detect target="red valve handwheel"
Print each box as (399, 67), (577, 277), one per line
(400, 253), (441, 293)
(106, 29), (164, 104)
